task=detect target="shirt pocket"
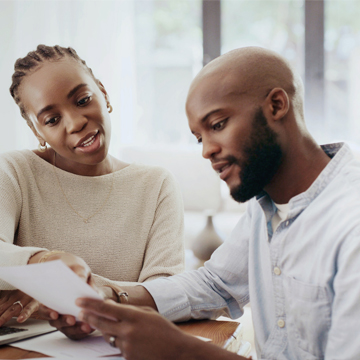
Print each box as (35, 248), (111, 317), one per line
(283, 275), (331, 359)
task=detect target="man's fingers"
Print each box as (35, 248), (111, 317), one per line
(77, 298), (134, 321)
(17, 299), (39, 323)
(78, 310), (120, 335)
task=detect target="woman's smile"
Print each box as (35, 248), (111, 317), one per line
(74, 130), (101, 153)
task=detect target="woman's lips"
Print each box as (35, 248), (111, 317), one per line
(76, 131), (101, 153)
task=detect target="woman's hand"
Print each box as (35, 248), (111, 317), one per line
(77, 298), (190, 360)
(26, 251), (97, 338)
(29, 251), (92, 283)
(0, 290), (49, 327)
(48, 314), (94, 340)
(47, 285), (114, 340)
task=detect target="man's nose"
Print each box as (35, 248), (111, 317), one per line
(202, 138), (221, 160)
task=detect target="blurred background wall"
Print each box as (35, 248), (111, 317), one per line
(1, 0), (360, 153)
(1, 0), (359, 235)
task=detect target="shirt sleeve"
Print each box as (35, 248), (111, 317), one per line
(324, 227), (360, 360)
(137, 170), (185, 282)
(143, 211), (251, 322)
(0, 157), (47, 289)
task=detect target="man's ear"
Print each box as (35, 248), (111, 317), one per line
(98, 81), (110, 105)
(264, 88), (290, 121)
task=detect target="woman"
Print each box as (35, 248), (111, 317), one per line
(0, 45), (184, 329)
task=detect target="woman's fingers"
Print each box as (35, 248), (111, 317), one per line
(17, 299), (39, 323)
(49, 315), (94, 340)
(35, 304), (59, 321)
(0, 290), (33, 327)
(0, 300), (23, 326)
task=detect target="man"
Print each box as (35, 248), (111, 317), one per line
(60, 47), (360, 359)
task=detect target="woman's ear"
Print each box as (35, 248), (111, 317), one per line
(27, 121), (46, 145)
(264, 88), (290, 121)
(98, 81), (110, 105)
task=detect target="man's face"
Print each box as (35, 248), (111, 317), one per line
(187, 73), (283, 202)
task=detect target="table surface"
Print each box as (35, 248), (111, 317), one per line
(0, 319), (242, 359)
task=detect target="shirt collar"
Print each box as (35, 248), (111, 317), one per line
(256, 142), (353, 219)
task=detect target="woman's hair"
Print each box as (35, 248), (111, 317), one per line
(10, 44), (97, 123)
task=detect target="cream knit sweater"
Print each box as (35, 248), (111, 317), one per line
(0, 150), (184, 290)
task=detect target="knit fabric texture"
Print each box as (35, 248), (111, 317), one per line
(0, 150), (185, 289)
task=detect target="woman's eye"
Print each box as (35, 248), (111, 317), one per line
(197, 137), (202, 144)
(45, 117), (60, 126)
(77, 96), (91, 106)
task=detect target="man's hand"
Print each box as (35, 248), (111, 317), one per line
(77, 298), (248, 360)
(46, 284), (113, 340)
(77, 298), (196, 360)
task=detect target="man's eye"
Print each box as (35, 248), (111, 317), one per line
(212, 120), (226, 131)
(78, 96), (91, 106)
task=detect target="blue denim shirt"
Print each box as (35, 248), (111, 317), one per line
(144, 143), (360, 360)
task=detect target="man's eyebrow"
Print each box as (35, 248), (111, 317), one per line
(191, 109), (222, 135)
(200, 109), (222, 124)
(67, 83), (88, 99)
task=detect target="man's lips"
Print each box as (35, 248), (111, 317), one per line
(212, 161), (231, 174)
(212, 161), (235, 181)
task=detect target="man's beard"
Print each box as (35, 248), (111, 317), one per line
(230, 108), (283, 203)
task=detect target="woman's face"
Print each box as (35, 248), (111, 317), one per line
(20, 58), (111, 174)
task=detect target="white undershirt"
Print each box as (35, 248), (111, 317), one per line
(271, 202), (290, 232)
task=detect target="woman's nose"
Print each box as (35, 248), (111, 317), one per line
(64, 112), (88, 134)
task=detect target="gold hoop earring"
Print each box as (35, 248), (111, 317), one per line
(38, 142), (47, 153)
(107, 104), (113, 113)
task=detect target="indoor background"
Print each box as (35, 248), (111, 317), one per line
(0, 1), (358, 357)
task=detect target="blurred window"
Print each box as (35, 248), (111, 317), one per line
(325, 0), (360, 144)
(222, 0), (304, 74)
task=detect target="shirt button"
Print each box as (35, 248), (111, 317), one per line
(285, 220), (289, 226)
(277, 319), (285, 328)
(274, 267), (281, 276)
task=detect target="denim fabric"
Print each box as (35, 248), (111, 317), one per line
(144, 143), (360, 360)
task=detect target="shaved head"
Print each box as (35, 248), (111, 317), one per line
(187, 46), (304, 121)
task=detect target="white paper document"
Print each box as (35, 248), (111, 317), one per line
(11, 330), (122, 358)
(0, 260), (102, 318)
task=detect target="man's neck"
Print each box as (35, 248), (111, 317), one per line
(264, 139), (331, 204)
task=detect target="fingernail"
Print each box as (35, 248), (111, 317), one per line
(81, 323), (91, 333)
(17, 315), (24, 322)
(66, 317), (75, 325)
(50, 312), (58, 320)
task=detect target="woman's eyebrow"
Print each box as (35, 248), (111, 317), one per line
(37, 105), (54, 119)
(67, 83), (88, 99)
(36, 83), (89, 119)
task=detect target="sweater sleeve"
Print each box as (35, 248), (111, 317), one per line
(0, 156), (47, 289)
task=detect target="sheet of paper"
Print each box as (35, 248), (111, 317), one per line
(0, 260), (102, 318)
(11, 330), (122, 358)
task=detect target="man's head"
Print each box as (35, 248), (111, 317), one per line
(186, 47), (305, 202)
